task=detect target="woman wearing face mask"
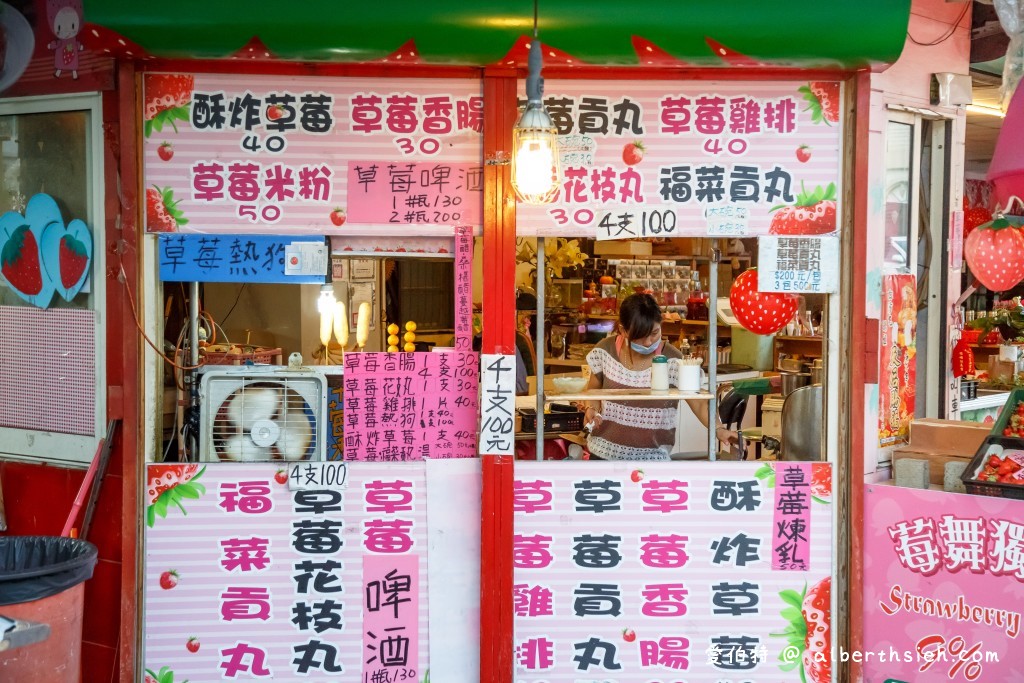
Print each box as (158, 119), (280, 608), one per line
(581, 293), (737, 460)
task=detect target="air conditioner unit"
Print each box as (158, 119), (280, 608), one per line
(198, 366), (328, 462)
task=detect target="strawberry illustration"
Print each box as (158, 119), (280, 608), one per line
(622, 628), (636, 642)
(267, 104), (285, 121)
(146, 186), (188, 233)
(157, 142), (174, 161)
(622, 141), (645, 166)
(630, 469), (644, 483)
(1, 224), (43, 295)
(158, 570), (179, 590)
(771, 577), (831, 683)
(729, 269), (798, 336)
(799, 81), (840, 125)
(58, 234), (90, 290)
(145, 666), (187, 683)
(796, 145), (811, 163)
(963, 206), (993, 238)
(274, 469), (288, 485)
(330, 208), (347, 226)
(769, 183), (837, 235)
(186, 636), (200, 653)
(144, 74), (194, 137)
(810, 463), (831, 501)
(146, 464), (206, 527)
(964, 217), (1024, 292)
(145, 675), (158, 683)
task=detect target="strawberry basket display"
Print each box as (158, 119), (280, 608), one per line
(961, 388), (1024, 499)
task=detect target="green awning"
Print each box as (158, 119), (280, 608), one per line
(85, 0), (911, 68)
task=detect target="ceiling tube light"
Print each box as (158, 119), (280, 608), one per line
(511, 0), (561, 205)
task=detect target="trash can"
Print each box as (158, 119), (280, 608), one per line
(0, 536), (98, 683)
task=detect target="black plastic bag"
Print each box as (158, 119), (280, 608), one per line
(0, 536), (97, 606)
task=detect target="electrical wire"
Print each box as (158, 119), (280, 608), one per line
(119, 263), (202, 372)
(221, 283), (247, 325)
(907, 3), (969, 47)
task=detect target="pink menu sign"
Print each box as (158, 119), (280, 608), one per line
(454, 224), (473, 352)
(514, 461), (833, 682)
(143, 463), (425, 682)
(343, 351), (478, 460)
(772, 462), (815, 571)
(863, 485), (1024, 682)
(346, 161), (483, 225)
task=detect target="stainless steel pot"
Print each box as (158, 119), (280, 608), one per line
(780, 372), (812, 396)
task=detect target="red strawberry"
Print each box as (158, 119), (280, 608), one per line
(729, 268), (798, 336)
(147, 464), (201, 505)
(146, 186), (188, 232)
(186, 636), (200, 653)
(810, 463), (831, 500)
(58, 235), (89, 290)
(630, 469), (644, 483)
(800, 82), (840, 125)
(1, 225), (43, 295)
(267, 105), (285, 121)
(159, 570), (179, 590)
(144, 74), (194, 137)
(144, 674), (158, 683)
(796, 145), (811, 163)
(964, 218), (1024, 291)
(802, 577), (831, 683)
(157, 142), (174, 161)
(622, 628), (636, 642)
(330, 208), (347, 226)
(622, 141), (645, 166)
(769, 183), (837, 235)
(963, 206), (993, 239)
(274, 469), (288, 485)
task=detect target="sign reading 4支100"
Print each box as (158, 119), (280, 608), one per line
(515, 80), (842, 238)
(141, 73), (483, 235)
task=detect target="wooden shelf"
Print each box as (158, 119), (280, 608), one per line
(775, 335), (824, 342)
(547, 388), (714, 402)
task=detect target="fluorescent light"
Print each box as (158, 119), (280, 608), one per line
(967, 104), (1005, 118)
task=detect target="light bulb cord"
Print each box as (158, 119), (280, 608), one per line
(526, 0), (544, 104)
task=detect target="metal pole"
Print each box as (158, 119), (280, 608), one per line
(189, 281), (200, 367)
(708, 242), (719, 460)
(535, 238), (546, 458)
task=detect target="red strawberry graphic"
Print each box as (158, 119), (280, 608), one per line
(771, 577), (831, 683)
(157, 142), (174, 161)
(159, 570), (179, 590)
(800, 82), (840, 125)
(622, 628), (636, 642)
(796, 145), (811, 163)
(769, 183), (837, 235)
(146, 464), (206, 527)
(330, 208), (347, 226)
(267, 105), (285, 121)
(146, 186), (189, 232)
(145, 666), (184, 683)
(186, 636), (200, 653)
(274, 469), (288, 485)
(729, 269), (798, 336)
(630, 469), (644, 483)
(965, 217), (1024, 291)
(144, 74), (194, 137)
(1, 225), (43, 296)
(58, 234), (89, 290)
(622, 141), (645, 166)
(810, 463), (831, 501)
(145, 675), (158, 683)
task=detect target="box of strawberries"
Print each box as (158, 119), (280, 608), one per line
(962, 390), (1024, 498)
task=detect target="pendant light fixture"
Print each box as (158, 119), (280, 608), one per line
(511, 0), (561, 204)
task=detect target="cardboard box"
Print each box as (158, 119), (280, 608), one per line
(908, 418), (989, 453)
(594, 241), (653, 257)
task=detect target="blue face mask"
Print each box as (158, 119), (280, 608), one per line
(630, 340), (661, 355)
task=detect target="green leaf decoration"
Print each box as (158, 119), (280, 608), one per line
(780, 659), (799, 672)
(780, 589), (803, 608)
(145, 105), (191, 139)
(175, 483), (201, 499)
(147, 504), (157, 528)
(781, 606), (802, 623)
(812, 495), (830, 505)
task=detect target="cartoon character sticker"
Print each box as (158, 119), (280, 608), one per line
(46, 0), (84, 79)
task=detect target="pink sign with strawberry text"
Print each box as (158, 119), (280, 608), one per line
(863, 484), (1024, 682)
(514, 461), (833, 682)
(142, 73), (482, 237)
(515, 80), (842, 237)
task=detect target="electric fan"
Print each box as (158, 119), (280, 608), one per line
(198, 367), (328, 462)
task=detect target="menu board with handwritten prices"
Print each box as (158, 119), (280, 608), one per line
(347, 161), (483, 226)
(343, 352), (479, 461)
(158, 234), (327, 283)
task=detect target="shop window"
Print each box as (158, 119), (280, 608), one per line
(0, 94), (106, 466)
(395, 260), (454, 332)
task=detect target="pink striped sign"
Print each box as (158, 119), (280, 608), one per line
(143, 463), (427, 682)
(346, 161), (482, 225)
(514, 461), (833, 682)
(515, 80), (842, 237)
(772, 462), (815, 571)
(142, 74), (482, 236)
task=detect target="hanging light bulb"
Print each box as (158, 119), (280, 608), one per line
(317, 284), (336, 315)
(511, 0), (560, 205)
(317, 284), (336, 364)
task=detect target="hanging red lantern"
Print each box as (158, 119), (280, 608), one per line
(951, 337), (976, 378)
(963, 205), (993, 239)
(964, 218), (1024, 292)
(729, 268), (799, 335)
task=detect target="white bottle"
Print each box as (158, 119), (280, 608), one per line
(651, 355), (670, 391)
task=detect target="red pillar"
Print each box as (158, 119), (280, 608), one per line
(480, 70), (518, 682)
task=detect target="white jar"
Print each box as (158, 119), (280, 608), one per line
(651, 355), (670, 391)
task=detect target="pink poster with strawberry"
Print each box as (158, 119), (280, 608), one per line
(863, 484), (1024, 682)
(515, 80), (842, 237)
(878, 274), (917, 447)
(143, 462), (429, 683)
(513, 461), (833, 682)
(142, 73), (482, 237)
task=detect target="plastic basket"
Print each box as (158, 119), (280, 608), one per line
(961, 435), (1024, 500)
(200, 347), (282, 366)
